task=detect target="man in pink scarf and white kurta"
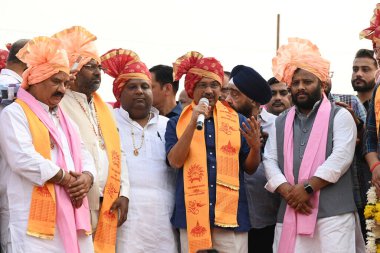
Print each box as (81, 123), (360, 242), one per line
(263, 38), (365, 253)
(0, 36), (96, 253)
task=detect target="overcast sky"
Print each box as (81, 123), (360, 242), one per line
(0, 0), (378, 101)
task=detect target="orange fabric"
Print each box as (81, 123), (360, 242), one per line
(176, 101), (240, 253)
(0, 49), (8, 71)
(375, 86), (380, 136)
(53, 26), (101, 69)
(101, 49), (151, 108)
(16, 99), (57, 239)
(272, 38), (330, 87)
(360, 3), (380, 47)
(92, 93), (121, 253)
(173, 51), (224, 99)
(16, 36), (70, 89)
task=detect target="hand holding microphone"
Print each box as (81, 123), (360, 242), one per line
(195, 98), (209, 130)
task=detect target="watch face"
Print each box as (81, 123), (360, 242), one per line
(305, 185), (313, 194)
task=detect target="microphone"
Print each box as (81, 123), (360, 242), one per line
(196, 98), (209, 130)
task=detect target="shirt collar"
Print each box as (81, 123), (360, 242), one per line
(165, 102), (183, 118)
(118, 106), (160, 127)
(0, 68), (22, 82)
(259, 107), (270, 123)
(66, 89), (93, 106)
(37, 100), (58, 114)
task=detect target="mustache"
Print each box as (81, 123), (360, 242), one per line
(272, 101), (284, 106)
(52, 92), (64, 97)
(353, 78), (366, 83)
(296, 91), (309, 97)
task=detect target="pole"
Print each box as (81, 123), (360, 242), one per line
(276, 14), (280, 51)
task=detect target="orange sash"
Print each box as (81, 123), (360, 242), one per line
(16, 100), (57, 239)
(176, 101), (241, 253)
(92, 93), (122, 253)
(375, 87), (380, 136)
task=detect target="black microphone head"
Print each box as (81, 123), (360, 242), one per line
(199, 97), (209, 106)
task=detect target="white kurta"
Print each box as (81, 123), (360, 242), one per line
(0, 102), (96, 253)
(114, 107), (177, 253)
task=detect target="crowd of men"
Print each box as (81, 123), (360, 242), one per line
(1, 4), (380, 253)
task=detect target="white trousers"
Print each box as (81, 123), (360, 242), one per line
(179, 228), (248, 253)
(273, 212), (365, 253)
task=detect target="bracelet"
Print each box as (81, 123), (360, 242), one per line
(370, 161), (380, 173)
(57, 169), (65, 184)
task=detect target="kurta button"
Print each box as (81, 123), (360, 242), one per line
(211, 185), (214, 188)
(209, 135), (212, 138)
(303, 128), (307, 133)
(210, 152), (213, 155)
(301, 142), (305, 146)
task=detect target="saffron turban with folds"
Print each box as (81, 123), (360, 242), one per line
(360, 3), (380, 47)
(16, 36), (70, 89)
(272, 38), (330, 87)
(173, 51), (224, 99)
(53, 26), (101, 70)
(100, 49), (151, 108)
(0, 49), (8, 71)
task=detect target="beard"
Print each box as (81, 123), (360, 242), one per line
(351, 78), (376, 92)
(229, 100), (253, 118)
(291, 84), (322, 111)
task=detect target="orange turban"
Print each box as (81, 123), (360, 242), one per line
(360, 3), (380, 47)
(0, 49), (8, 71)
(17, 36), (70, 89)
(272, 38), (330, 87)
(100, 49), (151, 108)
(173, 51), (224, 99)
(53, 26), (101, 70)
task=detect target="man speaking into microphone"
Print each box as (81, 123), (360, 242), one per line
(165, 51), (261, 253)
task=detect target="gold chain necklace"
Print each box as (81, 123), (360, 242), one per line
(130, 112), (152, 156)
(71, 92), (106, 150)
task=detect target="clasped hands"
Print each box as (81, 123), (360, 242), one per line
(58, 170), (93, 208)
(277, 182), (313, 215)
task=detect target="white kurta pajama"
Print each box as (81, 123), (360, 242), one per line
(0, 102), (96, 253)
(114, 107), (177, 253)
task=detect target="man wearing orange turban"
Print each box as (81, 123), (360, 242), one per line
(165, 51), (261, 253)
(53, 26), (130, 253)
(264, 38), (362, 253)
(0, 36), (95, 253)
(101, 48), (178, 252)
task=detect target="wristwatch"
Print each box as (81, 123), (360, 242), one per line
(304, 182), (314, 194)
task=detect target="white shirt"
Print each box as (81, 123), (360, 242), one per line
(0, 69), (22, 108)
(0, 69), (22, 86)
(114, 107), (177, 253)
(263, 107), (357, 193)
(0, 101), (96, 253)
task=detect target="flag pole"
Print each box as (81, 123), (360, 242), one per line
(276, 14), (280, 50)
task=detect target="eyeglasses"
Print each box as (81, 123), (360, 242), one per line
(83, 64), (104, 72)
(195, 82), (220, 90)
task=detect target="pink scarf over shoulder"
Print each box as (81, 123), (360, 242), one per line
(17, 88), (91, 253)
(278, 95), (331, 253)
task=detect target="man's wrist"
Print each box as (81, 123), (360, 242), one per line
(371, 161), (380, 173)
(303, 181), (314, 194)
(82, 171), (94, 188)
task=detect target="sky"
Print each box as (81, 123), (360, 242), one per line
(0, 0), (379, 101)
